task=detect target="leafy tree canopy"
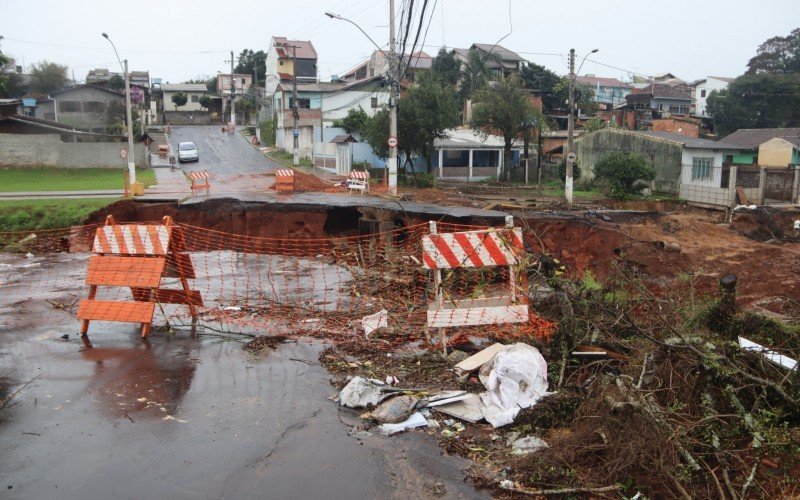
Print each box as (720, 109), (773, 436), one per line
(472, 74), (540, 179)
(171, 91), (188, 108)
(707, 73), (800, 136)
(429, 47), (461, 87)
(235, 49), (267, 83)
(199, 94), (214, 110)
(108, 74), (124, 90)
(334, 106), (369, 134)
(29, 60), (68, 95)
(746, 27), (800, 75)
(520, 62), (563, 113)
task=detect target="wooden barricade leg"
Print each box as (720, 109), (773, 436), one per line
(163, 216), (199, 320)
(80, 285), (98, 335)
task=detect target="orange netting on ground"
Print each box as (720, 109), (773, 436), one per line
(0, 220), (556, 347)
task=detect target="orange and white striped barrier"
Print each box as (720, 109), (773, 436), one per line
(187, 170), (211, 196)
(423, 217), (529, 352)
(77, 215), (202, 338)
(275, 169), (295, 191)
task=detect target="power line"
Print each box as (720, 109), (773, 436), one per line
(2, 36), (229, 54)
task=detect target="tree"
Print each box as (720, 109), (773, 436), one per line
(334, 106), (369, 133)
(29, 61), (68, 95)
(184, 76), (217, 93)
(108, 74), (125, 90)
(520, 62), (563, 113)
(171, 92), (188, 110)
(363, 73), (460, 173)
(460, 48), (499, 101)
(552, 78), (597, 115)
(429, 47), (461, 87)
(707, 73), (800, 136)
(594, 152), (655, 199)
(746, 27), (800, 75)
(199, 94), (213, 111)
(471, 74), (535, 180)
(235, 49), (267, 83)
(583, 116), (615, 133)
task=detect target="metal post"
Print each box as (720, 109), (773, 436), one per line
(290, 44), (300, 166)
(566, 48), (575, 205)
(230, 50), (236, 128)
(123, 59), (136, 185)
(388, 0), (398, 195)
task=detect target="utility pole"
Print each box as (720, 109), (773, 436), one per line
(388, 0), (398, 195)
(230, 50), (236, 128)
(565, 48), (576, 205)
(289, 44), (299, 166)
(254, 68), (260, 141)
(123, 59), (136, 185)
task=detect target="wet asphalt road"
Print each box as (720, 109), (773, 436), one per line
(0, 253), (487, 500)
(171, 125), (280, 176)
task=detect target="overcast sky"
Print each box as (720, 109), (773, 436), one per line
(1, 0), (798, 85)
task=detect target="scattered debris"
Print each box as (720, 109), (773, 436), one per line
(338, 376), (388, 408)
(510, 436), (549, 455)
(431, 394), (483, 424)
(454, 343), (505, 373)
(378, 411), (428, 436)
(738, 336), (797, 370)
(243, 335), (288, 352)
(478, 343), (549, 428)
(371, 395), (419, 423)
(361, 309), (388, 338)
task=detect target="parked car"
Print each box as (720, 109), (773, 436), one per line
(178, 142), (199, 162)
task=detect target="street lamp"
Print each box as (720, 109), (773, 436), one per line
(565, 48), (598, 204)
(102, 32), (136, 187)
(326, 7), (398, 195)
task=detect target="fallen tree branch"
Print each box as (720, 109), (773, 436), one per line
(500, 482), (620, 496)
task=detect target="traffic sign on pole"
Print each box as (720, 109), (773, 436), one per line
(387, 136), (398, 148)
(120, 148), (128, 159)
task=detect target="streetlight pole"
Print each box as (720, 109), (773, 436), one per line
(102, 33), (136, 186)
(326, 5), (398, 195)
(565, 48), (598, 205)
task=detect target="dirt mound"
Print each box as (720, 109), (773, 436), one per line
(730, 206), (800, 242)
(269, 169), (338, 192)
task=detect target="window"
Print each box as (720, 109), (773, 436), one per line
(83, 101), (105, 113)
(446, 150), (461, 160)
(279, 60), (284, 65)
(191, 95), (199, 103)
(692, 157), (713, 180)
(700, 89), (706, 98)
(355, 66), (367, 80)
(58, 101), (80, 112)
(371, 97), (378, 109)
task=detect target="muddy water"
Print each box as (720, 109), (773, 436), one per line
(0, 255), (486, 499)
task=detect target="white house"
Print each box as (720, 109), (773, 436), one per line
(693, 76), (733, 118)
(432, 128), (523, 181)
(161, 83), (208, 112)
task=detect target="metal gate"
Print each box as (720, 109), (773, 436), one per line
(763, 167), (795, 202)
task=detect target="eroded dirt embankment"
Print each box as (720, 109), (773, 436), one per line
(81, 198), (800, 313)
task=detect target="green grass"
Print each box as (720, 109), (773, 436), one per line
(0, 198), (118, 231)
(0, 167), (156, 192)
(268, 150), (314, 168)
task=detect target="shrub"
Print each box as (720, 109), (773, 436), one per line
(594, 152), (655, 199)
(557, 158), (581, 183)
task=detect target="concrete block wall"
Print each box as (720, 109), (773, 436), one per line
(679, 183), (733, 207)
(0, 133), (146, 168)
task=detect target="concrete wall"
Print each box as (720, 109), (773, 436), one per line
(278, 126), (314, 158)
(679, 165), (765, 208)
(163, 111), (217, 125)
(0, 133), (146, 168)
(574, 128), (683, 192)
(758, 137), (795, 167)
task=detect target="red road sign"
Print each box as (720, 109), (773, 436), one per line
(387, 136), (398, 148)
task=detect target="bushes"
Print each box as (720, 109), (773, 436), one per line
(557, 158), (581, 183)
(594, 152), (655, 199)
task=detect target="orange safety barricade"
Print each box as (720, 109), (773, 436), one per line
(346, 170), (370, 194)
(275, 169), (295, 191)
(188, 170), (211, 196)
(77, 215), (202, 337)
(422, 217), (528, 352)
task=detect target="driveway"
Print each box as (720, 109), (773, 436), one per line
(171, 125), (280, 176)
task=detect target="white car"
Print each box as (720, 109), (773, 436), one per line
(178, 142), (199, 162)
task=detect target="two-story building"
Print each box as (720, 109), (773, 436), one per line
(574, 75), (632, 108)
(625, 83), (693, 119)
(273, 77), (388, 158)
(265, 37), (318, 96)
(692, 76), (733, 118)
(217, 73), (253, 96)
(341, 50), (432, 85)
(453, 43), (527, 76)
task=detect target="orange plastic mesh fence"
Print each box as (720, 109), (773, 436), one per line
(0, 221), (556, 345)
